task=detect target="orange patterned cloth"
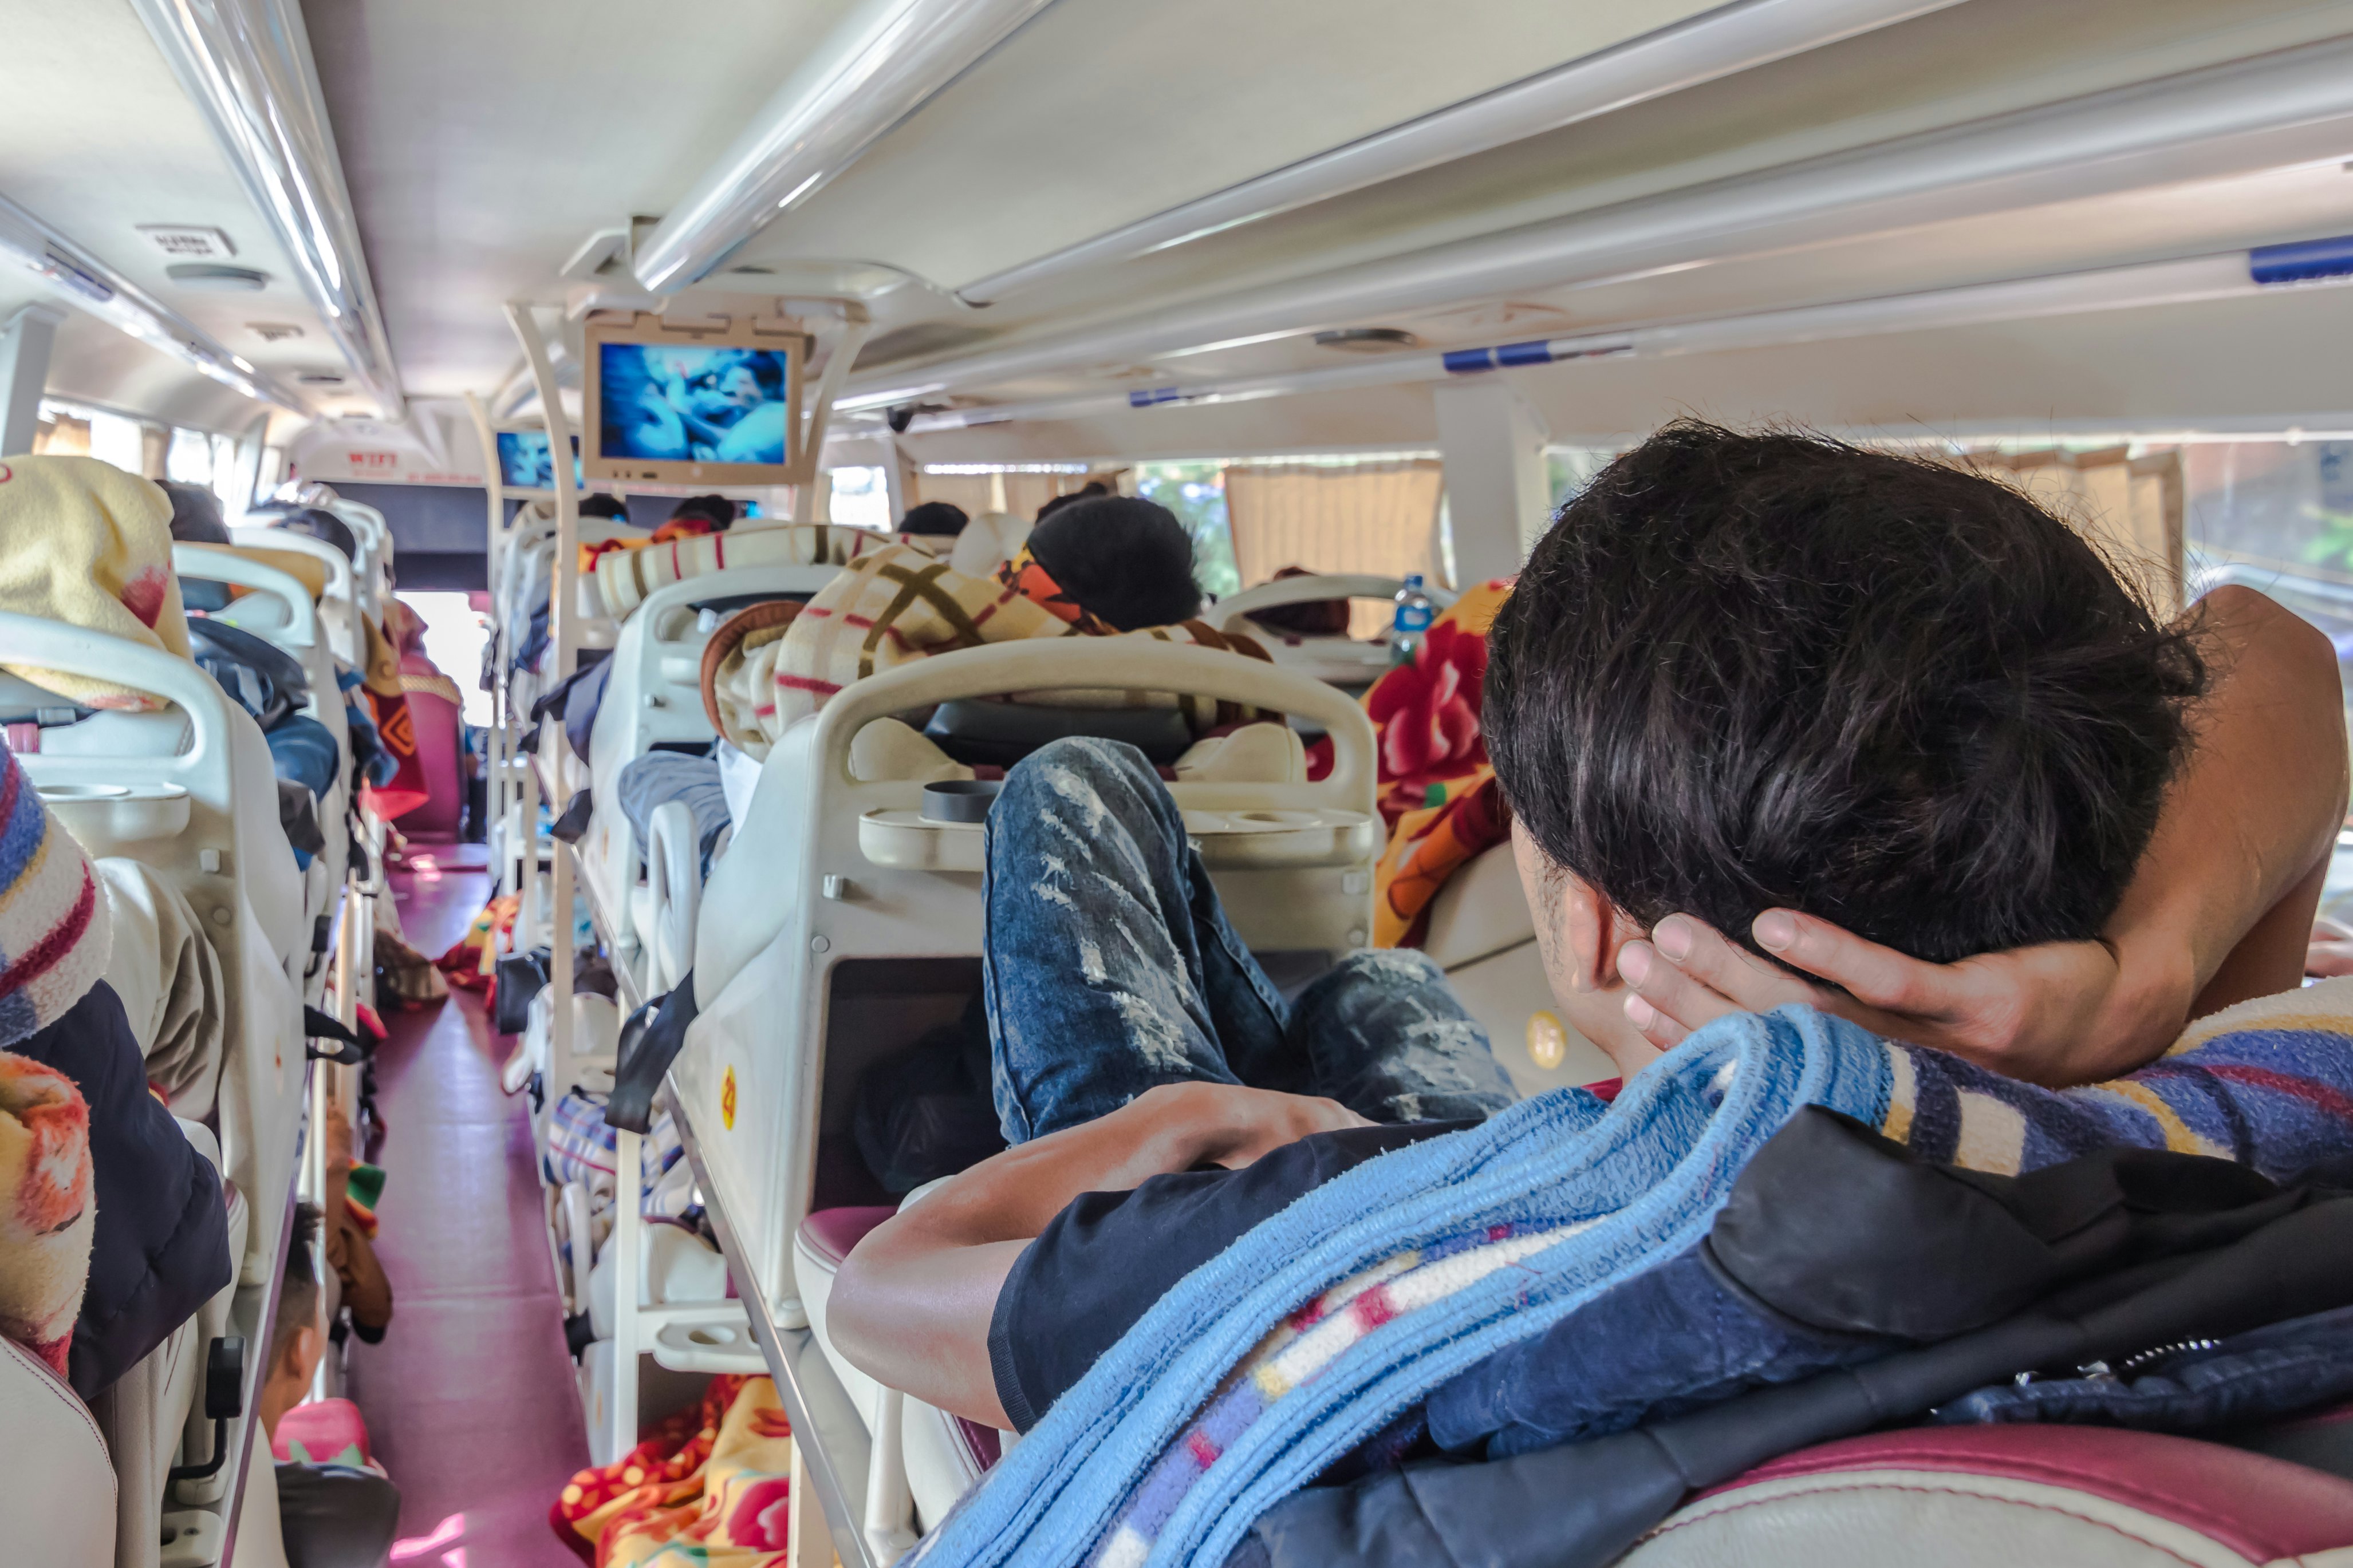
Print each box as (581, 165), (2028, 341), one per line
(435, 892), (518, 993)
(358, 611), (429, 820)
(1362, 581), (1516, 947)
(0, 1049), (94, 1377)
(553, 1375), (795, 1567)
(994, 546), (1116, 635)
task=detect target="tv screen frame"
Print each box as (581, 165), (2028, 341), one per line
(494, 428), (580, 491)
(582, 313), (815, 485)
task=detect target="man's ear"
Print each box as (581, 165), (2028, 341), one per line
(281, 1322), (322, 1382)
(1512, 821), (1643, 993)
(1557, 875), (1645, 993)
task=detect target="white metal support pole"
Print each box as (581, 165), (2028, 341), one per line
(609, 1125), (642, 1459)
(1433, 378), (1552, 586)
(232, 412), (269, 513)
(0, 303), (62, 457)
(464, 391), (512, 894)
(786, 1439), (837, 1568)
(878, 432), (909, 525)
(795, 310), (872, 521)
(506, 303), (579, 1087)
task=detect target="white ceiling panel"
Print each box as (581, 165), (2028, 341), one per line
(742, 0), (1728, 292)
(0, 0), (365, 413)
(825, 0), (2353, 388)
(35, 309), (276, 434)
(300, 0), (869, 399)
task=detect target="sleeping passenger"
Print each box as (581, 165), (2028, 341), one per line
(739, 495), (1260, 747)
(899, 500), (969, 542)
(828, 421), (2347, 1434)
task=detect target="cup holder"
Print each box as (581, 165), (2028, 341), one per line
(921, 779), (1003, 824)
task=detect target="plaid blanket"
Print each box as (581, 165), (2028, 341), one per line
(592, 523), (920, 618)
(762, 542), (1273, 743)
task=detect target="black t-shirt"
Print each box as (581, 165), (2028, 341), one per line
(987, 1120), (1470, 1432)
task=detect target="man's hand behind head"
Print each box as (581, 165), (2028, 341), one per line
(1618, 911), (2127, 1088)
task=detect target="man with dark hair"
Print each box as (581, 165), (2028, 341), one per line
(157, 479), (232, 544)
(1035, 479), (1109, 524)
(1023, 493), (1204, 633)
(668, 493), (735, 532)
(900, 500), (970, 538)
(830, 421), (2345, 1431)
(259, 1203), (402, 1568)
(578, 492), (630, 522)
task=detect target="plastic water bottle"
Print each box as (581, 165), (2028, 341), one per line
(1389, 574), (1434, 665)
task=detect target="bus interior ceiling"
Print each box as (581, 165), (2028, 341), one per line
(10, 1), (2353, 1566)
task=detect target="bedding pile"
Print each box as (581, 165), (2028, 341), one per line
(552, 1372), (795, 1566)
(915, 982), (2353, 1568)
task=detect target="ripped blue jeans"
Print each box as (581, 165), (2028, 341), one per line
(982, 736), (1520, 1143)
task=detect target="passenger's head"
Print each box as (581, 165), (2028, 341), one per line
(260, 1202), (325, 1436)
(273, 506), (358, 563)
(1243, 565), (1353, 639)
(900, 501), (969, 538)
(670, 493), (735, 532)
(1485, 422), (2204, 1073)
(1025, 495), (1203, 631)
(1035, 480), (1109, 524)
(578, 493), (630, 522)
(157, 480), (230, 544)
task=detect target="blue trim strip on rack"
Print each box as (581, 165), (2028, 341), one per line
(1442, 347), (1497, 374)
(2250, 235), (2353, 286)
(1494, 339), (1555, 367)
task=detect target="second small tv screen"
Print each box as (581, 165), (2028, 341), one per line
(496, 430), (581, 489)
(599, 343), (793, 467)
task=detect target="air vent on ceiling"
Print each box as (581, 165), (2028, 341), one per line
(139, 224), (236, 260)
(167, 264), (269, 292)
(296, 372), (346, 385)
(1313, 328), (1419, 354)
(247, 323), (305, 342)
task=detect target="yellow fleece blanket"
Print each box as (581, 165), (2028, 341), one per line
(0, 457), (191, 710)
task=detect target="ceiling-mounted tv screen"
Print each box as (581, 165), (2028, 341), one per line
(495, 429), (580, 491)
(584, 314), (813, 485)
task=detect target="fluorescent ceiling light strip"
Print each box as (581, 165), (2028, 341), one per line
(0, 192), (306, 411)
(956, 0), (1962, 305)
(131, 0), (403, 418)
(851, 34), (2353, 403)
(632, 0), (1058, 294)
(889, 244), (2352, 433)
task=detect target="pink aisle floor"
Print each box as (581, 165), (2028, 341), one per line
(345, 845), (590, 1566)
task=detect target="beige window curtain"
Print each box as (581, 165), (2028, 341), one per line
(1956, 447), (2185, 616)
(30, 413), (90, 456)
(911, 472), (996, 519)
(1223, 459), (1447, 592)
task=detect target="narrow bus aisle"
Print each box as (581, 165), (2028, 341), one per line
(346, 848), (589, 1565)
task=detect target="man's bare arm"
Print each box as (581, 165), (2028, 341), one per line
(829, 1083), (1369, 1427)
